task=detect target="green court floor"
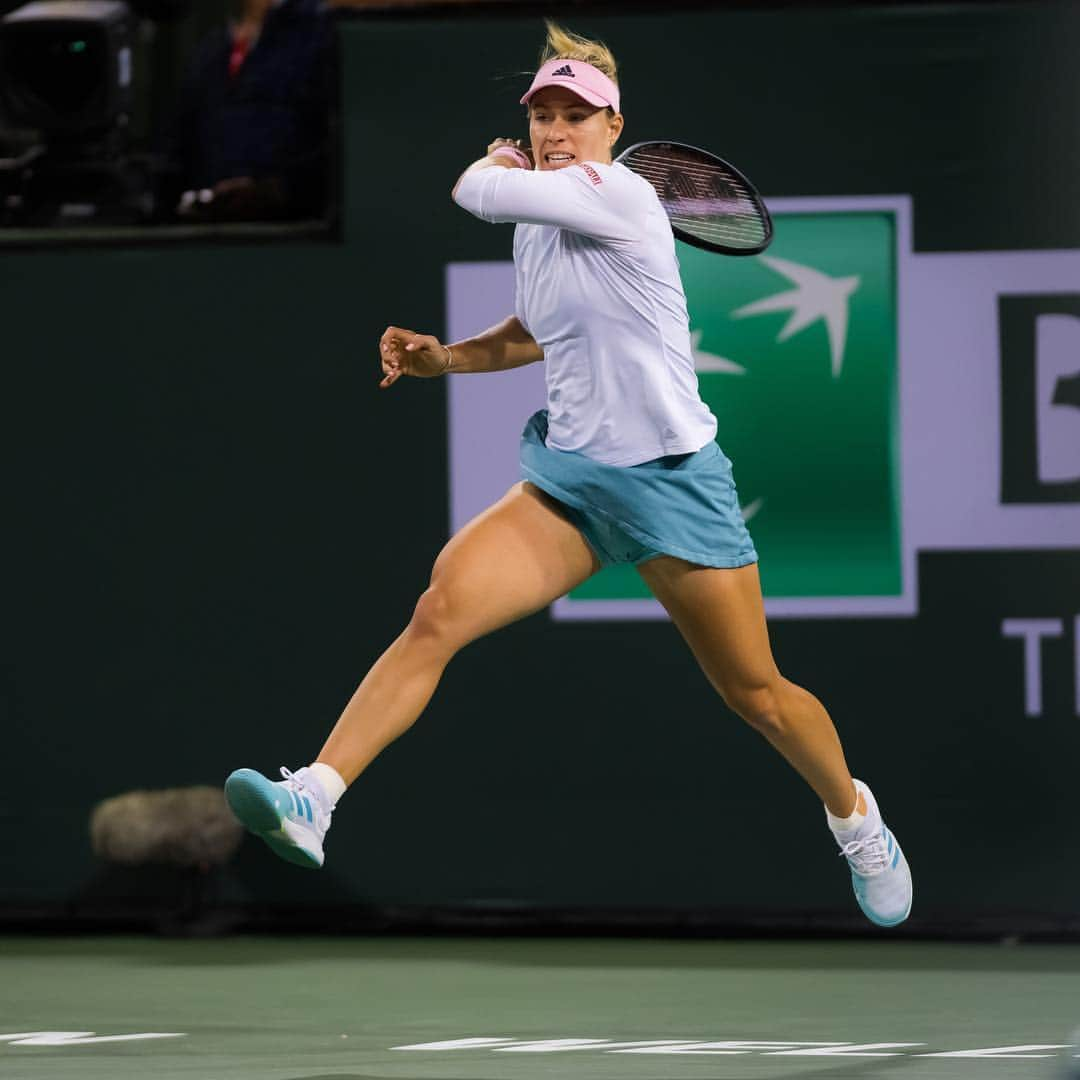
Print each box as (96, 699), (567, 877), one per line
(2, 936), (1078, 1080)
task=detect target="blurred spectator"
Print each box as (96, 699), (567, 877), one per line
(169, 0), (336, 222)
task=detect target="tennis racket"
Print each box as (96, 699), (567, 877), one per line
(615, 141), (772, 256)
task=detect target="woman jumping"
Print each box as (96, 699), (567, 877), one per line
(225, 21), (912, 927)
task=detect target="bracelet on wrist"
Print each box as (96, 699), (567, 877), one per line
(442, 344), (454, 373)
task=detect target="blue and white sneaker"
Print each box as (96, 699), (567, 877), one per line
(224, 766), (333, 869)
(830, 779), (912, 927)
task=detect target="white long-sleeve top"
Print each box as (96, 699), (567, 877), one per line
(453, 160), (718, 467)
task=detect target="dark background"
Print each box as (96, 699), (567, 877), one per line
(3, 0), (1079, 934)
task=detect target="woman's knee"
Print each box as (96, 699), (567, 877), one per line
(406, 584), (468, 653)
(723, 680), (786, 739)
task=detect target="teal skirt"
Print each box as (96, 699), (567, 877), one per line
(519, 409), (758, 569)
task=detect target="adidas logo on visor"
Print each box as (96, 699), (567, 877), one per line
(552, 64), (575, 77)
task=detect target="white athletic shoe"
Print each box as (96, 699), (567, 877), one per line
(830, 779), (912, 927)
(224, 766), (333, 869)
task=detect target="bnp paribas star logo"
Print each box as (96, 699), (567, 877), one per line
(568, 209), (902, 607)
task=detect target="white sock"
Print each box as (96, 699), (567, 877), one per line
(306, 762), (347, 807)
(827, 783), (866, 834)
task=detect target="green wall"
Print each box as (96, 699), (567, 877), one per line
(4, 1), (1079, 930)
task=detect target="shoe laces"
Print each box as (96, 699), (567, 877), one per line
(279, 766), (331, 818)
(838, 829), (889, 876)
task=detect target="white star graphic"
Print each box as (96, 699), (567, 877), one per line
(731, 255), (860, 378)
(690, 328), (746, 375)
(740, 496), (765, 523)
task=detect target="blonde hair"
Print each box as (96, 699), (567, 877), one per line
(539, 20), (619, 85)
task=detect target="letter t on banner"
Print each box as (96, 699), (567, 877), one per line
(1002, 618), (1064, 717)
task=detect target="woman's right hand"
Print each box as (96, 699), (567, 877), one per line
(486, 138), (533, 168)
(379, 326), (451, 389)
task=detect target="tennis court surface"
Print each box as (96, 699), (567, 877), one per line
(3, 936), (1078, 1080)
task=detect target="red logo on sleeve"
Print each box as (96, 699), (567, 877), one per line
(580, 164), (603, 186)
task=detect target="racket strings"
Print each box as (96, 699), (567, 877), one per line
(634, 165), (756, 202)
(622, 146), (769, 251)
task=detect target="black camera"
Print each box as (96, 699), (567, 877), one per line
(0, 0), (152, 225)
(1, 0), (133, 138)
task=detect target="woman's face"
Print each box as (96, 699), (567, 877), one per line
(528, 87), (624, 171)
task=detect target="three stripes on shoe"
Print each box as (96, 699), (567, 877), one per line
(287, 790), (314, 822)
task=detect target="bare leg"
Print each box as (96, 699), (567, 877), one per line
(316, 627), (449, 785)
(636, 557), (858, 817)
(317, 482), (600, 785)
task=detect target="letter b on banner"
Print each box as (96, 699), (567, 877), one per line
(999, 294), (1080, 503)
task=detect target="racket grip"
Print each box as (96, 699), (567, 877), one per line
(491, 146), (532, 170)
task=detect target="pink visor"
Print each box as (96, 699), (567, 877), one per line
(520, 58), (620, 113)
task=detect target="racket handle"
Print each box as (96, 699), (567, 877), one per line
(491, 146), (532, 170)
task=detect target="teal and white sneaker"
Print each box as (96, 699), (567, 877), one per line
(224, 766), (333, 869)
(830, 779), (912, 927)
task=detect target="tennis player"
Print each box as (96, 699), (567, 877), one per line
(226, 22), (912, 927)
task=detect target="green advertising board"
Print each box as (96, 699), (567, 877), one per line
(569, 210), (900, 602)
